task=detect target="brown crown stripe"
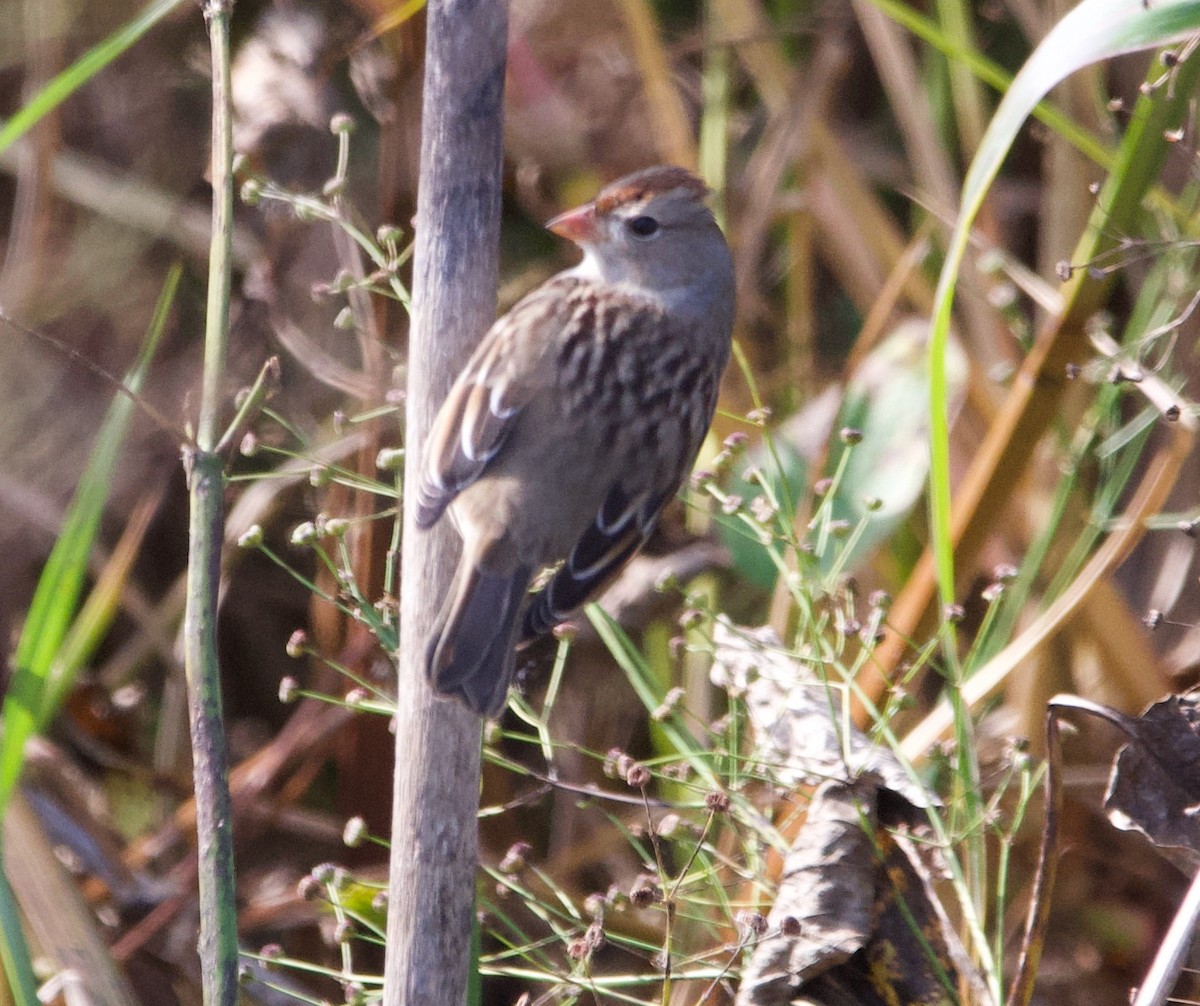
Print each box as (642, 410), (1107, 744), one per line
(593, 165), (708, 214)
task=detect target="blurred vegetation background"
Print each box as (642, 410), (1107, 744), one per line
(2, 0), (1200, 1003)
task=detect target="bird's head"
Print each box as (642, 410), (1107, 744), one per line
(547, 166), (732, 303)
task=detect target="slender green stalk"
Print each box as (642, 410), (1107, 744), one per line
(198, 3), (234, 455)
(184, 449), (237, 1006)
(182, 2), (238, 1004)
(214, 356), (280, 456)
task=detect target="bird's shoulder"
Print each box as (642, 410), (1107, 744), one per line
(490, 274), (667, 349)
(413, 277), (641, 527)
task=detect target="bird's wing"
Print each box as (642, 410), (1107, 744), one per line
(414, 338), (522, 528)
(414, 280), (577, 529)
(521, 483), (670, 640)
(520, 353), (721, 642)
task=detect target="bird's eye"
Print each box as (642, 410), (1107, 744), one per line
(626, 215), (660, 239)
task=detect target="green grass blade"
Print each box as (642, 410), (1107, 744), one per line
(585, 605), (720, 789)
(467, 912), (482, 1006)
(49, 494), (158, 719)
(868, 0), (1111, 169)
(0, 867), (37, 1006)
(927, 0), (1200, 615)
(0, 265), (180, 813)
(0, 0), (185, 156)
(933, 0), (987, 155)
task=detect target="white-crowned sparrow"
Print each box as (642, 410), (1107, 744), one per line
(416, 165), (736, 716)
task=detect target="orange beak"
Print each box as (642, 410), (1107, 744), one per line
(546, 203), (598, 244)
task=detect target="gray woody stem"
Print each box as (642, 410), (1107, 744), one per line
(383, 1), (509, 1004)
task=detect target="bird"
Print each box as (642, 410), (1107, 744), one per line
(415, 165), (736, 717)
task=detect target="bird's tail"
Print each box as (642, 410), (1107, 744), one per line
(426, 554), (533, 718)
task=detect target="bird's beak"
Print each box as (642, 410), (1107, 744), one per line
(546, 203), (597, 244)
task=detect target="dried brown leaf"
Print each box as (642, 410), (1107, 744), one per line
(1104, 694), (1200, 857)
(737, 779), (982, 1006)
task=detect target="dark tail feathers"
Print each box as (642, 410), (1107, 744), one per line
(426, 560), (533, 717)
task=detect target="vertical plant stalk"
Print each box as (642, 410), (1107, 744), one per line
(183, 2), (237, 1004)
(1004, 707), (1062, 1006)
(382, 1), (508, 1003)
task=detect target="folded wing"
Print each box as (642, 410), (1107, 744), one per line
(521, 484), (670, 641)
